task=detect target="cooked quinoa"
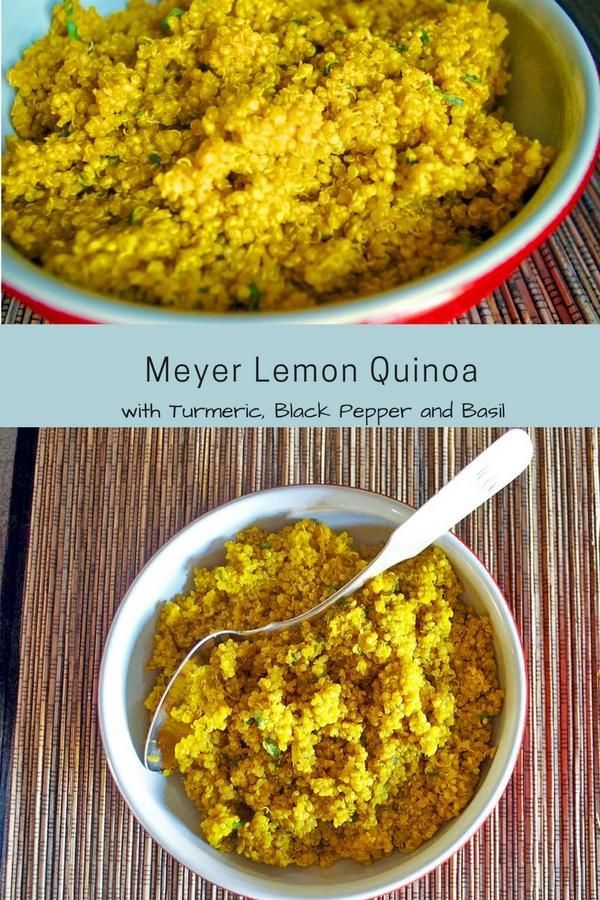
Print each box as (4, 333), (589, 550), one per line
(3, 1), (553, 313)
(146, 520), (503, 866)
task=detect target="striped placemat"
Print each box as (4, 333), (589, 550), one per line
(1, 428), (598, 900)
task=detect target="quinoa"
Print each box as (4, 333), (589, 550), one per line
(3, 0), (553, 313)
(146, 520), (503, 866)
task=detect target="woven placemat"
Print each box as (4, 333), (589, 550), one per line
(1, 428), (598, 899)
(3, 162), (599, 323)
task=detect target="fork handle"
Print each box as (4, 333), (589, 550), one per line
(370, 429), (534, 573)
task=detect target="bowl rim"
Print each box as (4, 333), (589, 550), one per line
(2, 0), (599, 324)
(98, 483), (527, 899)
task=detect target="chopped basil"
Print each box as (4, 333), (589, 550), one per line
(262, 737), (282, 759)
(458, 235), (482, 249)
(64, 2), (80, 40)
(246, 714), (265, 727)
(160, 7), (185, 33)
(231, 820), (243, 831)
(248, 281), (262, 311)
(259, 541), (271, 549)
(105, 155), (120, 166)
(420, 30), (431, 46)
(391, 43), (408, 53)
(149, 152), (162, 164)
(438, 91), (464, 107)
(463, 73), (481, 84)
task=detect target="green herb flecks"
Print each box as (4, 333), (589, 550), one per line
(128, 208), (143, 225)
(160, 7), (185, 33)
(458, 234), (483, 250)
(230, 820), (243, 831)
(246, 714), (265, 727)
(391, 43), (408, 54)
(420, 30), (431, 46)
(259, 541), (271, 550)
(149, 152), (162, 165)
(248, 281), (262, 311)
(262, 737), (282, 759)
(438, 90), (464, 107)
(463, 73), (481, 84)
(198, 62), (211, 72)
(289, 650), (302, 665)
(64, 1), (80, 40)
(76, 173), (94, 194)
(105, 155), (120, 166)
(324, 59), (341, 76)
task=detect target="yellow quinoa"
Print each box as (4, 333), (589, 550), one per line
(146, 520), (503, 866)
(3, 0), (553, 313)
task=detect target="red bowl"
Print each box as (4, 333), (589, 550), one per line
(2, 0), (599, 324)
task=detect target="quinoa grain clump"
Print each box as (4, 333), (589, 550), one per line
(146, 520), (503, 866)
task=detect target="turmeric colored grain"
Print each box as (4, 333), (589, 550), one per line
(3, 0), (553, 312)
(146, 520), (503, 866)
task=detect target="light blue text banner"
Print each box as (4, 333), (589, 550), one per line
(0, 325), (598, 426)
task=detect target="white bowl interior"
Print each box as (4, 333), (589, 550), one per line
(2, 0), (598, 322)
(99, 485), (526, 899)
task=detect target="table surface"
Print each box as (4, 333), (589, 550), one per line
(1, 427), (598, 900)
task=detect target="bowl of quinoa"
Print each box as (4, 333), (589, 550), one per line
(99, 485), (527, 897)
(2, 0), (598, 322)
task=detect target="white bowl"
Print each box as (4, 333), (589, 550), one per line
(2, 0), (599, 323)
(99, 485), (526, 899)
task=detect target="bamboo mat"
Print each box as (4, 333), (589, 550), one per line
(1, 428), (599, 900)
(2, 160), (599, 324)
